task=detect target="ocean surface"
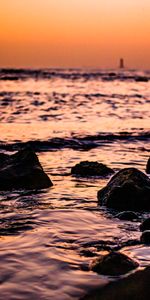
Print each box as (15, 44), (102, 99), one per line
(0, 68), (150, 300)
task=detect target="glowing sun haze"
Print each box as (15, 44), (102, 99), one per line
(0, 0), (150, 68)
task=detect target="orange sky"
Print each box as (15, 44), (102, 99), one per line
(0, 0), (150, 68)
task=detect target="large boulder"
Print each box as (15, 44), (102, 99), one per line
(90, 251), (138, 276)
(0, 148), (53, 190)
(71, 161), (114, 177)
(146, 157), (150, 174)
(97, 168), (150, 211)
(82, 267), (150, 300)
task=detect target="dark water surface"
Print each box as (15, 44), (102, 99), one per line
(0, 69), (150, 300)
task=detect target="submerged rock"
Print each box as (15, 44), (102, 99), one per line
(140, 230), (150, 244)
(90, 251), (138, 276)
(146, 157), (150, 174)
(115, 211), (139, 221)
(71, 161), (114, 177)
(98, 168), (150, 211)
(0, 148), (53, 190)
(140, 218), (150, 231)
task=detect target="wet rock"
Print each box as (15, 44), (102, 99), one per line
(98, 168), (150, 211)
(80, 249), (97, 257)
(0, 153), (9, 165)
(140, 230), (150, 244)
(90, 251), (138, 276)
(115, 211), (139, 221)
(108, 72), (116, 77)
(146, 157), (150, 174)
(0, 148), (53, 190)
(135, 76), (149, 82)
(71, 161), (114, 177)
(82, 267), (150, 300)
(140, 218), (150, 231)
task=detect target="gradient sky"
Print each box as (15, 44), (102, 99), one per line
(0, 0), (150, 68)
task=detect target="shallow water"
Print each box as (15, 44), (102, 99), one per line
(0, 68), (150, 300)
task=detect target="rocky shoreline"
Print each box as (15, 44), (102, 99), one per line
(0, 148), (150, 299)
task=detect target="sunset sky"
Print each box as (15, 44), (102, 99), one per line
(0, 0), (150, 69)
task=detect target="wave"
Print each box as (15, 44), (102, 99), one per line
(0, 68), (149, 82)
(0, 132), (150, 152)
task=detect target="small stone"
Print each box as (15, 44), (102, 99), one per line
(90, 251), (139, 276)
(140, 218), (150, 231)
(140, 230), (150, 244)
(71, 161), (114, 177)
(115, 211), (139, 221)
(80, 249), (97, 257)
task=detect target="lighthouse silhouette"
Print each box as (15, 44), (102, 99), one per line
(119, 58), (124, 69)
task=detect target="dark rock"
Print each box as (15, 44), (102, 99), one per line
(90, 251), (138, 276)
(135, 76), (149, 82)
(71, 161), (114, 177)
(140, 218), (150, 231)
(115, 211), (139, 221)
(146, 157), (150, 174)
(98, 168), (150, 211)
(108, 72), (116, 77)
(0, 153), (9, 165)
(80, 249), (97, 257)
(140, 230), (150, 244)
(82, 267), (150, 300)
(0, 148), (53, 190)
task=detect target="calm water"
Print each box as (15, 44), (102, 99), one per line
(0, 69), (150, 300)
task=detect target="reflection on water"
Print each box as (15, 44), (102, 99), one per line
(0, 69), (150, 300)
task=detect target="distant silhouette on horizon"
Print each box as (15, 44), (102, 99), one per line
(119, 58), (124, 69)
